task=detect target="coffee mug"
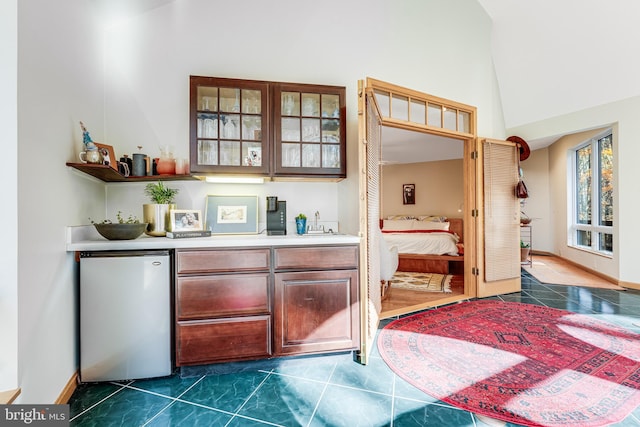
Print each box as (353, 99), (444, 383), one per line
(79, 150), (102, 164)
(118, 161), (130, 177)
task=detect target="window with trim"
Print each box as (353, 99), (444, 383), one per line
(572, 130), (613, 254)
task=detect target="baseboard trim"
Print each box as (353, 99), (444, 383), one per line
(56, 371), (78, 404)
(0, 388), (21, 404)
(531, 250), (639, 289)
(619, 281), (640, 291)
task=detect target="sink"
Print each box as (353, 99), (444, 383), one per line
(306, 230), (327, 235)
(298, 231), (341, 237)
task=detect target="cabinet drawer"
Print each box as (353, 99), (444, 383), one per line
(274, 245), (358, 270)
(177, 273), (270, 320)
(177, 248), (270, 274)
(176, 316), (271, 366)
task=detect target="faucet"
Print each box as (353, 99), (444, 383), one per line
(307, 211), (325, 233)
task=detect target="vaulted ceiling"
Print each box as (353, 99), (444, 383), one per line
(387, 0), (640, 162)
(91, 0), (640, 161)
(478, 0), (640, 132)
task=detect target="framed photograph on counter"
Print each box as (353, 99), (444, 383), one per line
(169, 209), (203, 232)
(205, 195), (258, 234)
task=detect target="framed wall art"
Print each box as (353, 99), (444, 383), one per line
(205, 195), (259, 234)
(403, 183), (415, 205)
(169, 209), (203, 232)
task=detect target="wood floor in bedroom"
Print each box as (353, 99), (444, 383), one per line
(381, 274), (465, 317)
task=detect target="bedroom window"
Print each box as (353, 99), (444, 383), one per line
(571, 130), (613, 255)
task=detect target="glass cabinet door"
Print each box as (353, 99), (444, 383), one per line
(274, 83), (346, 178)
(190, 76), (269, 174)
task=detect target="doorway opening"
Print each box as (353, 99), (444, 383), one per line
(358, 77), (478, 346)
(379, 131), (467, 318)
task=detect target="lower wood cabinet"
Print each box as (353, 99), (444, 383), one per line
(274, 269), (359, 355)
(175, 244), (359, 366)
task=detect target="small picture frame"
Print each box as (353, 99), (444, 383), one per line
(169, 209), (203, 232)
(205, 195), (259, 234)
(403, 184), (415, 205)
(94, 143), (117, 170)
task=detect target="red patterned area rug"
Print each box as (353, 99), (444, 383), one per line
(378, 300), (640, 427)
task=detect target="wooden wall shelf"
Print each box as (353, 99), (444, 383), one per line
(66, 163), (199, 182)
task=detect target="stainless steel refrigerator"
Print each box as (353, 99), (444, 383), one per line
(79, 250), (172, 382)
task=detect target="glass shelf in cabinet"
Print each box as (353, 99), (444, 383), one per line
(219, 140), (241, 166)
(320, 94), (340, 118)
(301, 143), (321, 168)
(219, 88), (240, 113)
(281, 92), (300, 116)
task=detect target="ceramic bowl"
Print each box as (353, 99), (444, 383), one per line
(94, 223), (148, 240)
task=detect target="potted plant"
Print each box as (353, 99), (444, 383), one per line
(520, 240), (530, 263)
(143, 182), (179, 236)
(295, 213), (307, 235)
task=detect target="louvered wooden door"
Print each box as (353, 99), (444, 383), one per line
(475, 138), (521, 297)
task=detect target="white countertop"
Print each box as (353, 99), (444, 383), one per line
(66, 226), (361, 251)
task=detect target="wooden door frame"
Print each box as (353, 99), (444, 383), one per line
(358, 78), (480, 362)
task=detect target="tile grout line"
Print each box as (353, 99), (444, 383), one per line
(389, 373), (396, 427)
(305, 361), (338, 427)
(139, 374), (208, 426)
(224, 369), (276, 427)
(69, 381), (132, 422)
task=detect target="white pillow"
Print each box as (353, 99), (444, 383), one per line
(416, 215), (447, 222)
(412, 221), (450, 231)
(382, 219), (415, 231)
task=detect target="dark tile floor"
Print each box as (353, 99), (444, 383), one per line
(68, 271), (640, 426)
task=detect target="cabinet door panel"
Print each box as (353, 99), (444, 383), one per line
(177, 273), (270, 320)
(190, 76), (270, 174)
(273, 83), (346, 178)
(176, 316), (271, 366)
(274, 270), (359, 355)
(177, 248), (270, 274)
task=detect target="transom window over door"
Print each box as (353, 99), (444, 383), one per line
(572, 129), (613, 254)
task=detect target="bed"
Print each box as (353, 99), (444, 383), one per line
(380, 217), (464, 274)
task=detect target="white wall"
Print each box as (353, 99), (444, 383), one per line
(15, 0), (502, 402)
(16, 0), (106, 402)
(509, 96), (640, 285)
(547, 128), (617, 279)
(518, 148), (551, 252)
(0, 0), (18, 394)
(382, 159), (464, 219)
(100, 0), (499, 233)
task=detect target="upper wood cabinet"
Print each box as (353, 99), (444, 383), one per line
(272, 83), (346, 178)
(190, 76), (270, 176)
(190, 76), (346, 180)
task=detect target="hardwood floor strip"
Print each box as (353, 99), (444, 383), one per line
(0, 388), (20, 404)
